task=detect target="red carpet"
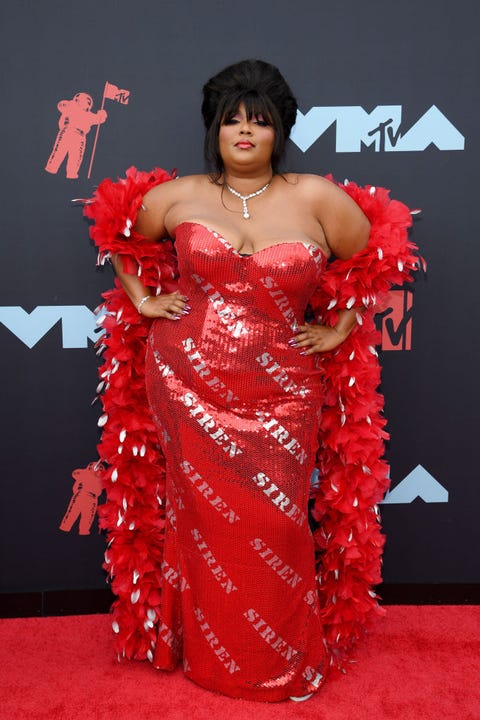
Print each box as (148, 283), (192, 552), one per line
(0, 606), (479, 720)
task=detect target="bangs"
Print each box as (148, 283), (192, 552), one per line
(222, 92), (275, 125)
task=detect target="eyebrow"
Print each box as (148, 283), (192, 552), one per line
(231, 110), (265, 119)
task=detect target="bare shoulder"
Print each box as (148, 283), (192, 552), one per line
(136, 174), (207, 240)
(288, 173), (370, 258)
(287, 173), (353, 203)
(142, 173), (206, 208)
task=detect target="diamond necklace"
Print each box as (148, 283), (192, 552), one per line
(225, 180), (271, 219)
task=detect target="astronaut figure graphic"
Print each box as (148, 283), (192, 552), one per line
(59, 462), (104, 535)
(45, 93), (107, 179)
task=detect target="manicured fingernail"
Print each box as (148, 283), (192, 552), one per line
(185, 305), (191, 310)
(299, 350), (307, 355)
(288, 339), (298, 346)
(181, 310), (190, 315)
(173, 314), (181, 320)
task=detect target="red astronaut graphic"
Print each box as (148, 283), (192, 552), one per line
(45, 81), (129, 179)
(45, 93), (107, 179)
(59, 462), (105, 535)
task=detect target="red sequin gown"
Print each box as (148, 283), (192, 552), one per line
(84, 168), (420, 703)
(144, 222), (328, 700)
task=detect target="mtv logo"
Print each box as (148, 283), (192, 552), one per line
(378, 290), (413, 351)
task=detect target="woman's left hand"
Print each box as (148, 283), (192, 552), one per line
(290, 323), (348, 355)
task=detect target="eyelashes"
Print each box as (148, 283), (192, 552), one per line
(222, 114), (271, 127)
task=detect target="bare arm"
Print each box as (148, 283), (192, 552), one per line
(111, 181), (188, 319)
(293, 176), (370, 354)
(316, 178), (370, 259)
(110, 254), (188, 319)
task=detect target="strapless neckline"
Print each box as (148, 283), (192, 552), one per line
(173, 221), (327, 260)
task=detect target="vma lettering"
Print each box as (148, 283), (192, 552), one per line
(290, 105), (465, 153)
(0, 306), (101, 348)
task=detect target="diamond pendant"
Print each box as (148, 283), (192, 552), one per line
(226, 180), (271, 221)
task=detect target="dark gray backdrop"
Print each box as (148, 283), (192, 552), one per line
(1, 0), (479, 598)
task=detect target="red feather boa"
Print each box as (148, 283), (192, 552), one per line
(83, 168), (420, 671)
(310, 178), (418, 670)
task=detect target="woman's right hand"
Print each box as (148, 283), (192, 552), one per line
(138, 291), (190, 320)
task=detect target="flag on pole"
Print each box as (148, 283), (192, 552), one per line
(87, 81), (130, 178)
(104, 82), (130, 105)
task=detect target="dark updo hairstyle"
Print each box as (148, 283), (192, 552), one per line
(201, 59), (298, 180)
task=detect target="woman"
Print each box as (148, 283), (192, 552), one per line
(85, 59), (419, 702)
